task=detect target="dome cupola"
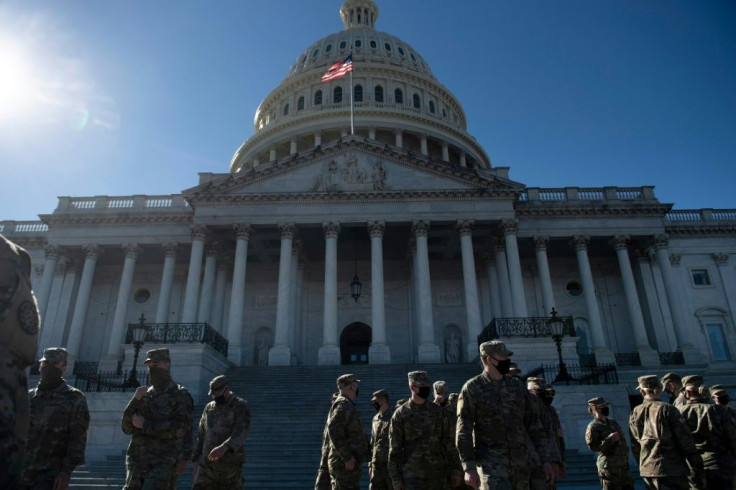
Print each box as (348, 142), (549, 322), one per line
(340, 0), (379, 30)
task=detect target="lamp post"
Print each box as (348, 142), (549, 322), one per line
(548, 308), (575, 384)
(125, 314), (149, 388)
(350, 228), (362, 302)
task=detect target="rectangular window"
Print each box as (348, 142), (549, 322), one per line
(707, 324), (730, 361)
(690, 268), (712, 287)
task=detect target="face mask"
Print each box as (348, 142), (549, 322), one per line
(416, 386), (431, 400)
(148, 365), (171, 388)
(543, 396), (554, 406)
(716, 395), (730, 405)
(215, 394), (228, 405)
(39, 363), (63, 389)
(494, 358), (512, 375)
(372, 402), (381, 411)
(599, 407), (610, 417)
(354, 387), (359, 398)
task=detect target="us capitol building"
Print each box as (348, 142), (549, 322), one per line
(3, 0), (735, 432)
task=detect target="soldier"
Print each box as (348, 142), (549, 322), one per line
(508, 362), (522, 379)
(433, 381), (449, 407)
(661, 372), (686, 407)
(0, 234), (40, 489)
(526, 378), (563, 490)
(710, 384), (736, 424)
(326, 374), (370, 489)
(369, 389), (392, 490)
(678, 375), (736, 489)
(584, 396), (634, 490)
(121, 348), (193, 490)
(389, 371), (462, 489)
(629, 374), (704, 490)
(543, 388), (566, 483)
(316, 392), (340, 490)
(457, 341), (556, 490)
(192, 375), (251, 489)
(21, 347), (90, 490)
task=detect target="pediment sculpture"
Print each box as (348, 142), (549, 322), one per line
(312, 153), (388, 192)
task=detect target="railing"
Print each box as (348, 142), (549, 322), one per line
(0, 220), (49, 235)
(125, 322), (228, 357)
(74, 370), (149, 392)
(54, 195), (189, 213)
(532, 363), (619, 386)
(73, 361), (99, 375)
(615, 352), (642, 367)
(478, 316), (576, 344)
(665, 209), (736, 223)
(659, 351), (685, 365)
(520, 186), (655, 203)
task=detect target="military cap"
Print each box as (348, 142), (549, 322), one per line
(637, 374), (660, 390)
(208, 374), (228, 395)
(508, 362), (522, 376)
(661, 372), (681, 385)
(336, 373), (360, 388)
(682, 375), (704, 390)
(39, 347), (68, 364)
(527, 377), (547, 390)
(546, 387), (556, 397)
(371, 389), (389, 402)
(408, 370), (430, 386)
(433, 380), (448, 395)
(144, 348), (170, 364)
(479, 340), (513, 357)
(709, 384), (728, 396)
(587, 396), (609, 408)
(396, 398), (407, 407)
(448, 393), (459, 404)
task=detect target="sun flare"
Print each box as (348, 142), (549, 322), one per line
(0, 40), (38, 121)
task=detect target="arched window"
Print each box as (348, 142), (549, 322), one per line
(297, 96), (304, 111)
(314, 90), (323, 105)
(374, 85), (384, 103)
(429, 100), (435, 114)
(354, 84), (363, 102)
(334, 86), (343, 103)
(413, 93), (420, 109)
(283, 103), (289, 116)
(395, 88), (403, 104)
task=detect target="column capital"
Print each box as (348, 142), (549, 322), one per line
(81, 243), (100, 259)
(44, 244), (61, 260)
(533, 236), (549, 251)
(669, 252), (682, 266)
(233, 223), (252, 240)
(713, 253), (729, 266)
(323, 222), (341, 239)
(652, 234), (669, 250)
(162, 242), (178, 257)
(279, 222), (297, 239)
(500, 219), (518, 236)
(190, 224), (209, 241)
(122, 243), (141, 260)
(456, 219), (474, 237)
(571, 235), (590, 251)
(205, 242), (220, 257)
(367, 220), (385, 238)
(611, 235), (630, 251)
(412, 219), (430, 237)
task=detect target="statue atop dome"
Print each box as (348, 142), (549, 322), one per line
(340, 0), (379, 30)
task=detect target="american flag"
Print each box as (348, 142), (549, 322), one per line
(321, 55), (353, 83)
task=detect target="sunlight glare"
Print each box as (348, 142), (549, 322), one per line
(0, 40), (38, 121)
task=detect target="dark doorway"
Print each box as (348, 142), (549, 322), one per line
(340, 322), (372, 364)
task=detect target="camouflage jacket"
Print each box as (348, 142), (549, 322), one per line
(456, 372), (551, 471)
(193, 394), (251, 466)
(628, 399), (703, 478)
(679, 400), (736, 472)
(585, 417), (629, 470)
(529, 394), (562, 465)
(121, 380), (193, 465)
(371, 407), (393, 465)
(21, 380), (89, 483)
(546, 405), (566, 466)
(388, 399), (462, 485)
(326, 395), (370, 464)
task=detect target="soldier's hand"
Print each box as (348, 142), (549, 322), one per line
(132, 414), (145, 429)
(393, 484), (404, 490)
(53, 473), (70, 490)
(176, 460), (188, 474)
(609, 431), (621, 442)
(543, 462), (556, 486)
(451, 474), (463, 487)
(345, 457), (357, 471)
(134, 386), (148, 400)
(208, 444), (228, 462)
(464, 468), (480, 489)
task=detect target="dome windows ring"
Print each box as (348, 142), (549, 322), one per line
(339, 41), (347, 49)
(314, 90), (323, 105)
(354, 84), (363, 102)
(370, 40), (377, 49)
(334, 86), (343, 103)
(384, 42), (392, 51)
(395, 88), (403, 104)
(297, 96), (304, 111)
(374, 85), (384, 103)
(413, 93), (421, 109)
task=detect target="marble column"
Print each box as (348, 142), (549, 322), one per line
(458, 220), (482, 362)
(182, 225), (207, 323)
(288, 240), (301, 360)
(493, 238), (514, 317)
(712, 253), (736, 332)
(66, 244), (99, 368)
(572, 235), (614, 365)
(420, 135), (428, 155)
(533, 236), (556, 317)
(652, 235), (699, 363)
(197, 244), (219, 324)
(635, 252), (671, 351)
(483, 254), (502, 321)
(227, 224), (251, 364)
(212, 259), (229, 333)
(269, 223), (295, 366)
(155, 243), (177, 324)
(413, 220), (440, 363)
(368, 221), (390, 363)
(501, 220), (527, 317)
(105, 243), (141, 360)
(612, 235), (659, 366)
(36, 244), (60, 323)
(394, 130), (403, 148)
(318, 222), (341, 365)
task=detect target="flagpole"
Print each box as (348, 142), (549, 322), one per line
(349, 62), (354, 135)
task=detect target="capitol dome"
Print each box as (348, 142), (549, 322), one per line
(230, 0), (492, 173)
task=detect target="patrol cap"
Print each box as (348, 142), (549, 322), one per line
(587, 396), (609, 408)
(709, 384), (728, 396)
(448, 393), (459, 404)
(509, 362), (522, 377)
(408, 370), (430, 386)
(144, 348), (170, 364)
(637, 375), (660, 390)
(545, 387), (556, 397)
(661, 372), (681, 385)
(39, 347), (68, 365)
(527, 377), (547, 390)
(682, 375), (704, 390)
(371, 389), (389, 402)
(479, 340), (513, 357)
(337, 373), (360, 388)
(433, 380), (448, 395)
(208, 375), (228, 395)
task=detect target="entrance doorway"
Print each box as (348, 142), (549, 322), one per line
(340, 322), (372, 364)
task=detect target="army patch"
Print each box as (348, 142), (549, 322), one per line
(17, 301), (38, 335)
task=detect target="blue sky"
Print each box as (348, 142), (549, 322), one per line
(1, 0), (734, 221)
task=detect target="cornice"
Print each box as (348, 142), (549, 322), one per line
(515, 205), (671, 219)
(665, 224), (736, 236)
(41, 214), (193, 227)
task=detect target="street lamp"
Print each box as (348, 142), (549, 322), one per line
(350, 228), (362, 302)
(125, 314), (149, 388)
(548, 308), (575, 384)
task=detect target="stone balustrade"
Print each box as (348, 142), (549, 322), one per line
(520, 186), (657, 202)
(665, 208), (736, 222)
(53, 194), (189, 213)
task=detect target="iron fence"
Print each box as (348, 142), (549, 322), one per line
(530, 363), (619, 386)
(74, 370), (149, 392)
(615, 353), (642, 367)
(659, 351), (685, 365)
(478, 316), (576, 344)
(125, 322), (228, 357)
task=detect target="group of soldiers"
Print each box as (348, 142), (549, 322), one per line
(316, 340), (567, 490)
(586, 372), (736, 490)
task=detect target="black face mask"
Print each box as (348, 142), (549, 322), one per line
(39, 364), (64, 390)
(494, 358), (512, 375)
(716, 395), (730, 405)
(354, 387), (359, 398)
(148, 366), (171, 388)
(416, 386), (431, 400)
(543, 396), (554, 406)
(372, 402), (381, 411)
(599, 407), (610, 417)
(215, 394), (228, 405)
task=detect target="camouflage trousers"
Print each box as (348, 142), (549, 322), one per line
(328, 459), (362, 490)
(598, 465), (635, 490)
(529, 465), (552, 490)
(369, 461), (392, 490)
(478, 463), (531, 490)
(0, 354), (29, 490)
(642, 476), (690, 490)
(124, 459), (177, 490)
(192, 461), (243, 489)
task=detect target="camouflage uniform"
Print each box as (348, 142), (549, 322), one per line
(585, 397), (634, 490)
(370, 389), (393, 490)
(121, 349), (193, 490)
(192, 376), (251, 490)
(169, 389), (194, 489)
(316, 392), (340, 490)
(629, 375), (704, 490)
(326, 374), (370, 490)
(21, 348), (90, 489)
(527, 378), (562, 490)
(0, 234), (40, 489)
(457, 342), (555, 490)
